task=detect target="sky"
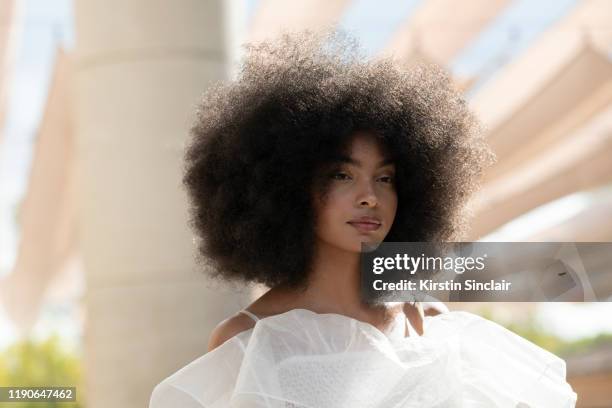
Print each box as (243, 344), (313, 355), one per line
(0, 0), (610, 349)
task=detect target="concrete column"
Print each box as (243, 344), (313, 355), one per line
(72, 1), (248, 407)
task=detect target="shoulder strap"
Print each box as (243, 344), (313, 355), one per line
(239, 309), (260, 322)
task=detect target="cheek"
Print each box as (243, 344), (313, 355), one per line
(313, 191), (349, 232)
(384, 191), (399, 225)
(316, 194), (345, 225)
(381, 188), (398, 210)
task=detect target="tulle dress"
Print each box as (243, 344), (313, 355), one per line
(149, 308), (577, 407)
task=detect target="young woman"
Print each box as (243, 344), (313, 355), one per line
(149, 31), (577, 407)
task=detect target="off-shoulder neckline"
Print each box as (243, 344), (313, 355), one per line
(242, 307), (414, 340)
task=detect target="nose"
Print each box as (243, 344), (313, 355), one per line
(356, 180), (378, 208)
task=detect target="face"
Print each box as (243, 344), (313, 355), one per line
(313, 132), (398, 253)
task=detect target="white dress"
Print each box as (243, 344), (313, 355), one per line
(149, 308), (577, 407)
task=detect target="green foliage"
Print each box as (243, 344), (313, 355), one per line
(556, 332), (612, 357)
(508, 320), (612, 359)
(475, 307), (612, 358)
(504, 316), (568, 355)
(0, 335), (84, 408)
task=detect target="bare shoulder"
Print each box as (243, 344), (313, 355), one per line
(206, 287), (293, 352)
(207, 312), (257, 352)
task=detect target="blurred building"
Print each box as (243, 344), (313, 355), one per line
(565, 342), (612, 407)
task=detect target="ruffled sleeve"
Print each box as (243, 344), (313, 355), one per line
(149, 381), (204, 408)
(423, 311), (577, 407)
(149, 309), (577, 407)
(149, 330), (252, 408)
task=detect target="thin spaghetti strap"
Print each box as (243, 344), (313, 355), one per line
(239, 309), (260, 322)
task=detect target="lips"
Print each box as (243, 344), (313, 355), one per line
(347, 216), (382, 233)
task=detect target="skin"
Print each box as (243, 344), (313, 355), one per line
(313, 132), (398, 254)
(248, 132), (413, 328)
(208, 132), (426, 351)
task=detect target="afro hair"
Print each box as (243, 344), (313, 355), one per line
(182, 30), (495, 290)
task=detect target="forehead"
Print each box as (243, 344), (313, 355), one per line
(347, 133), (388, 156)
(337, 132), (394, 166)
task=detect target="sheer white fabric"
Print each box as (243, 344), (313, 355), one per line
(149, 309), (577, 408)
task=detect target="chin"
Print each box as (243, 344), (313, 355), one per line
(347, 237), (383, 253)
(326, 238), (362, 253)
(335, 242), (362, 254)
(318, 233), (386, 253)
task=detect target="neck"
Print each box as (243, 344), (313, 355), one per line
(299, 240), (370, 316)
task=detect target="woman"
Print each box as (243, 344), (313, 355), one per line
(149, 31), (577, 407)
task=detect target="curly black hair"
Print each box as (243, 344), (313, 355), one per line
(183, 30), (495, 290)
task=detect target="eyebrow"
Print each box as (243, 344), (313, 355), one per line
(334, 155), (394, 168)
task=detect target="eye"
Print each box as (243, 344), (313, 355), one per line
(331, 172), (351, 181)
(377, 175), (394, 183)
